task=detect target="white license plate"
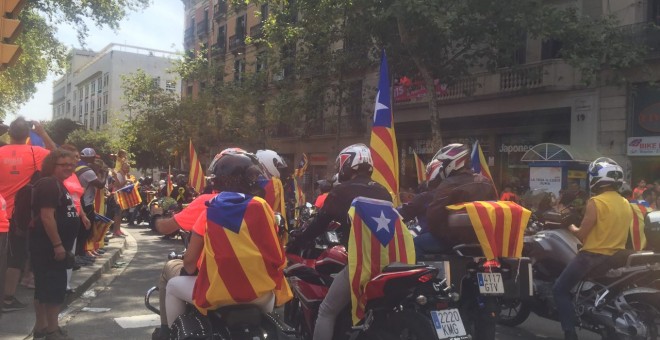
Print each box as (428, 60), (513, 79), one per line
(430, 309), (467, 339)
(477, 272), (504, 295)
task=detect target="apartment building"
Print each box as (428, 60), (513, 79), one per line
(52, 44), (180, 130)
(182, 0), (660, 194)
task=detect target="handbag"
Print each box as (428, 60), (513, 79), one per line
(170, 307), (213, 339)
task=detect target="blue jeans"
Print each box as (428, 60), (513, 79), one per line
(414, 232), (450, 260)
(552, 251), (610, 332)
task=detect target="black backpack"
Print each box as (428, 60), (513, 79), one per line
(9, 148), (41, 237)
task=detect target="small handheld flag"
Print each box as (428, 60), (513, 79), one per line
(26, 131), (45, 147)
(294, 153), (308, 178)
(114, 184), (142, 210)
(413, 152), (426, 185)
(370, 50), (400, 206)
(167, 166), (173, 197)
(188, 139), (205, 194)
(471, 140), (497, 196)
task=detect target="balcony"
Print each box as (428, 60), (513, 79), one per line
(228, 34), (246, 53)
(250, 23), (263, 39)
(184, 26), (195, 45)
(214, 2), (227, 21)
(621, 22), (660, 57)
(393, 59), (577, 104)
(197, 18), (209, 37)
(211, 40), (226, 59)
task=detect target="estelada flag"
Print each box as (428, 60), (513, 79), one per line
(86, 214), (113, 252)
(294, 153), (309, 178)
(94, 187), (106, 216)
(26, 131), (45, 147)
(193, 192), (292, 314)
(259, 176), (288, 242)
(630, 203), (652, 251)
(370, 51), (400, 206)
(189, 140), (205, 193)
(471, 140), (497, 196)
(447, 201), (530, 259)
(348, 197), (415, 325)
(413, 151), (426, 184)
(114, 183), (142, 210)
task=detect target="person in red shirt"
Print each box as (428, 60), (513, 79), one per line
(499, 185), (519, 203)
(632, 179), (647, 201)
(0, 117), (56, 312)
(314, 179), (332, 209)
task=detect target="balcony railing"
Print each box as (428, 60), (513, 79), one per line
(621, 22), (660, 56)
(214, 2), (227, 21)
(197, 18), (209, 37)
(211, 40), (226, 58)
(228, 34), (246, 52)
(250, 23), (263, 39)
(184, 26), (195, 45)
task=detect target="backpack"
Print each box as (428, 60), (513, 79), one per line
(9, 147), (41, 237)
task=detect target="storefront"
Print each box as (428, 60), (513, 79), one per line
(630, 83), (660, 184)
(396, 107), (571, 191)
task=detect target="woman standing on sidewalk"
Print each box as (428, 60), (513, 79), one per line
(29, 150), (81, 340)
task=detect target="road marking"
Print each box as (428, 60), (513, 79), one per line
(114, 314), (161, 329)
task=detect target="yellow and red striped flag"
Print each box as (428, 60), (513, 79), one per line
(348, 197), (415, 324)
(369, 51), (400, 206)
(188, 139), (205, 194)
(630, 203), (652, 251)
(413, 151), (426, 184)
(167, 166), (173, 197)
(294, 153), (308, 178)
(114, 183), (142, 210)
(94, 188), (106, 216)
(447, 201), (531, 259)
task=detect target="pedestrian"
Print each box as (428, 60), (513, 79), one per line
(632, 179), (647, 200)
(500, 185), (519, 203)
(74, 148), (105, 257)
(0, 117), (55, 313)
(110, 163), (131, 237)
(30, 149), (81, 340)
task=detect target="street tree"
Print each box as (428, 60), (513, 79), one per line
(45, 118), (82, 145)
(0, 0), (149, 118)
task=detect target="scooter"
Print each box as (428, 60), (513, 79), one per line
(498, 210), (660, 339)
(284, 222), (470, 340)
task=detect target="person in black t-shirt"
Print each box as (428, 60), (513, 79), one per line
(29, 150), (81, 340)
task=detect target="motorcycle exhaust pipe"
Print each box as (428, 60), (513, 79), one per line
(586, 307), (643, 337)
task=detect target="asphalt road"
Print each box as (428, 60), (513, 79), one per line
(57, 225), (600, 340)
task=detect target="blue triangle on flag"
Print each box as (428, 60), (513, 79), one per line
(207, 192), (251, 234)
(352, 197), (398, 247)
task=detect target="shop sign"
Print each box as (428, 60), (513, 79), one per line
(567, 170), (587, 179)
(498, 144), (534, 153)
(627, 136), (660, 156)
(529, 167), (562, 197)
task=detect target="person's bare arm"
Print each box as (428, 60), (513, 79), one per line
(41, 207), (65, 260)
(569, 199), (597, 243)
(155, 217), (181, 235)
(183, 233), (203, 274)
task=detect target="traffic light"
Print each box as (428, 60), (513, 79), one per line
(0, 0), (25, 71)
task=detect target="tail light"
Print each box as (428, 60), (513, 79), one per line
(327, 221), (341, 231)
(481, 259), (501, 273)
(418, 273), (434, 283)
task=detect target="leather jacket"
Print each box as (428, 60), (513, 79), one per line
(426, 171), (497, 244)
(292, 174), (391, 247)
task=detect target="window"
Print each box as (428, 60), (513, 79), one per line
(187, 85), (193, 96)
(256, 53), (267, 73)
(67, 83), (71, 93)
(97, 97), (102, 109)
(79, 89), (83, 100)
(84, 102), (88, 114)
(91, 100), (95, 112)
(103, 111), (108, 124)
(98, 77), (102, 92)
(234, 58), (245, 81)
(541, 39), (562, 60)
(90, 116), (94, 129)
(104, 73), (109, 87)
(72, 105), (76, 116)
(91, 82), (95, 94)
(260, 3), (268, 22)
(104, 93), (108, 105)
(236, 14), (246, 38)
(166, 80), (176, 92)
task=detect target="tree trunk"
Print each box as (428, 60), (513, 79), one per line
(395, 17), (443, 151)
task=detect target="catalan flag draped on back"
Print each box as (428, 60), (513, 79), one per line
(630, 203), (652, 251)
(447, 201), (531, 259)
(348, 197), (415, 325)
(259, 176), (288, 242)
(114, 183), (142, 210)
(370, 51), (400, 207)
(192, 192), (292, 314)
(413, 152), (426, 185)
(188, 140), (205, 194)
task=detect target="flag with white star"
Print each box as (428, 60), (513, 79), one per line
(347, 196), (415, 325)
(369, 50), (400, 206)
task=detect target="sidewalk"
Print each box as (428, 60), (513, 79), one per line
(0, 229), (130, 340)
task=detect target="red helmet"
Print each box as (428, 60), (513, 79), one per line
(431, 143), (471, 180)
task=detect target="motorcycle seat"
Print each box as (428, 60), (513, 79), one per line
(382, 263), (428, 273)
(210, 292), (275, 328)
(585, 249), (634, 279)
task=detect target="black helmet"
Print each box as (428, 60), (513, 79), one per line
(207, 152), (264, 194)
(175, 174), (187, 187)
(317, 179), (332, 193)
(144, 176), (153, 186)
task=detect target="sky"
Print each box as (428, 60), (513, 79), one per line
(9, 0), (184, 123)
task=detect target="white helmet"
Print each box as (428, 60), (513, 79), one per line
(588, 157), (624, 191)
(426, 159), (443, 185)
(336, 143), (373, 181)
(256, 149), (288, 178)
(431, 143), (471, 180)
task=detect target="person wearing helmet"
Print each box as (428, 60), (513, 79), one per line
(256, 149), (289, 235)
(290, 143), (391, 340)
(163, 151), (290, 332)
(397, 159), (443, 237)
(553, 157), (632, 340)
(151, 148), (247, 340)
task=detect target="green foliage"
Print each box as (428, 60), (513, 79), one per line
(0, 0), (150, 118)
(45, 118), (82, 145)
(65, 128), (117, 167)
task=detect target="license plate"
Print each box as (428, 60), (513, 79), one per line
(477, 272), (504, 295)
(430, 309), (467, 339)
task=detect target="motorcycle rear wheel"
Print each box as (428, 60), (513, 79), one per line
(387, 310), (438, 340)
(498, 298), (531, 327)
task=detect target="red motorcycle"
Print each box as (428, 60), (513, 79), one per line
(284, 223), (471, 340)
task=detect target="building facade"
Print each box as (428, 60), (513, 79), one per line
(52, 44), (180, 130)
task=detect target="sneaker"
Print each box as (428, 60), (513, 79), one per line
(2, 296), (27, 312)
(45, 328), (73, 340)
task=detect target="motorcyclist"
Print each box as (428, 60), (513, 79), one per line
(553, 157), (632, 340)
(164, 151), (290, 328)
(256, 149), (289, 233)
(398, 159), (442, 239)
(314, 179), (332, 209)
(289, 143), (391, 340)
(151, 148), (247, 340)
(171, 174), (193, 207)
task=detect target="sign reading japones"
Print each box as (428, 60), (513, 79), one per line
(627, 136), (660, 156)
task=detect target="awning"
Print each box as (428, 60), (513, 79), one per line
(520, 143), (600, 163)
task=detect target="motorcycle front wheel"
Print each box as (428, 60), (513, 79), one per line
(498, 298), (531, 327)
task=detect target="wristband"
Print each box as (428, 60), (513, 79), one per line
(53, 243), (62, 248)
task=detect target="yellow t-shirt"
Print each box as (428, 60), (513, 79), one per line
(581, 191), (632, 255)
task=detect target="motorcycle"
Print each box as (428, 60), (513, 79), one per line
(284, 222), (470, 340)
(149, 196), (181, 232)
(145, 227), (298, 340)
(498, 210), (660, 339)
(135, 189), (157, 225)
